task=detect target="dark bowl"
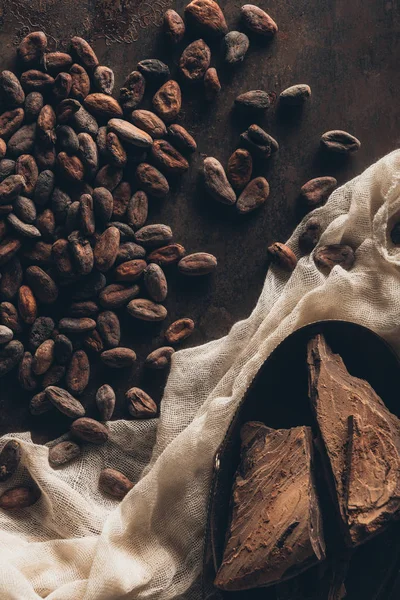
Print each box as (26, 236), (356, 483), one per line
(202, 320), (400, 600)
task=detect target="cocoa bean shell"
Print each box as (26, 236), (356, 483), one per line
(0, 440), (21, 482)
(126, 387), (157, 418)
(96, 384), (116, 420)
(178, 252), (217, 275)
(48, 441), (81, 467)
(145, 346), (175, 369)
(99, 468), (134, 499)
(0, 486), (40, 510)
(45, 385), (85, 418)
(127, 298), (167, 322)
(100, 347), (137, 368)
(25, 265), (58, 303)
(66, 349), (90, 395)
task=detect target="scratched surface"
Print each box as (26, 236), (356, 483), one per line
(0, 0), (399, 443)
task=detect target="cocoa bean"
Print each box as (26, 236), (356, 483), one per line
(0, 325), (13, 344)
(30, 390), (53, 415)
(0, 340), (24, 376)
(127, 298), (167, 322)
(14, 197), (36, 226)
(34, 143), (56, 170)
(203, 157), (236, 204)
(18, 31), (47, 65)
(53, 72), (73, 100)
(57, 152), (85, 182)
(44, 52), (73, 74)
(114, 259), (147, 282)
(51, 187), (71, 223)
(135, 223), (173, 247)
(135, 163), (169, 198)
(66, 349), (90, 395)
(100, 347), (137, 368)
(25, 265), (59, 303)
(112, 181), (131, 218)
(18, 351), (37, 391)
(147, 243), (186, 266)
(93, 187), (113, 223)
(22, 241), (52, 266)
(267, 242), (297, 271)
(70, 105), (99, 137)
(167, 124), (197, 154)
(298, 218), (322, 253)
(116, 242), (146, 263)
(119, 71), (145, 112)
(0, 440), (21, 482)
(314, 244), (355, 271)
(0, 237), (21, 265)
(57, 125), (79, 154)
(94, 164), (123, 191)
(18, 285), (37, 324)
(34, 169), (55, 205)
(0, 302), (22, 334)
(7, 213), (41, 238)
(96, 384), (116, 420)
(320, 130), (361, 154)
(178, 252), (217, 275)
(108, 118), (153, 148)
(84, 329), (104, 353)
(54, 334), (73, 365)
(106, 221), (135, 242)
(180, 39), (211, 81)
(131, 110), (167, 139)
(151, 140), (189, 175)
(69, 301), (99, 318)
(48, 441), (81, 467)
(99, 468), (134, 499)
(52, 238), (74, 275)
(79, 193), (95, 235)
(0, 71), (25, 107)
(42, 365), (66, 387)
(280, 84), (312, 106)
(138, 59), (170, 83)
(32, 339), (54, 375)
(56, 98), (81, 124)
(236, 176), (270, 214)
(0, 174), (26, 204)
(300, 176), (337, 208)
(227, 149), (252, 190)
(58, 317), (96, 334)
(99, 283), (140, 309)
(145, 346), (175, 369)
(165, 318), (195, 343)
(68, 231), (94, 275)
(0, 159), (15, 181)
(0, 108), (24, 139)
(84, 93), (123, 119)
(97, 311), (120, 348)
(78, 132), (98, 178)
(71, 271), (106, 300)
(29, 317), (55, 350)
(106, 132), (127, 168)
(164, 9), (185, 44)
(126, 190), (148, 230)
(45, 385), (85, 418)
(93, 66), (114, 95)
(240, 125), (279, 159)
(94, 226), (120, 272)
(152, 80), (181, 122)
(36, 208), (55, 241)
(37, 104), (56, 146)
(70, 36), (99, 71)
(144, 264), (168, 302)
(126, 387), (157, 419)
(185, 0), (228, 36)
(241, 4), (278, 37)
(25, 92), (43, 122)
(20, 70), (54, 92)
(0, 486), (40, 510)
(235, 90), (275, 112)
(223, 31), (249, 64)
(0, 256), (23, 299)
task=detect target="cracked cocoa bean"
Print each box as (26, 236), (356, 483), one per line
(227, 149), (252, 190)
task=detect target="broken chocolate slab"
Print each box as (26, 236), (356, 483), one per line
(307, 334), (400, 547)
(214, 422), (326, 591)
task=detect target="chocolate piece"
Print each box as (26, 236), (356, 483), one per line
(214, 422), (325, 591)
(307, 334), (400, 547)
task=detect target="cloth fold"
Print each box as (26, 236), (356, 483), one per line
(1, 150), (400, 599)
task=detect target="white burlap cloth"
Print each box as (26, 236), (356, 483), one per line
(1, 150), (400, 599)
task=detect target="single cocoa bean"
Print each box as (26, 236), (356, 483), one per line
(7, 123), (36, 157)
(106, 221), (135, 242)
(18, 285), (37, 324)
(54, 334), (73, 365)
(57, 152), (85, 182)
(25, 92), (44, 122)
(44, 52), (73, 73)
(137, 59), (170, 83)
(32, 339), (54, 375)
(241, 4), (278, 37)
(94, 164), (123, 191)
(151, 139), (189, 175)
(164, 9), (185, 44)
(94, 227), (120, 273)
(314, 244), (355, 271)
(267, 242), (297, 271)
(152, 80), (181, 122)
(56, 98), (81, 124)
(235, 90), (275, 112)
(0, 108), (24, 139)
(126, 190), (148, 230)
(37, 104), (56, 146)
(167, 124), (197, 154)
(53, 72), (73, 100)
(180, 39), (211, 81)
(71, 271), (106, 300)
(0, 237), (21, 265)
(57, 125), (79, 154)
(131, 110), (166, 140)
(30, 390), (53, 415)
(22, 241), (52, 266)
(0, 486), (40, 510)
(93, 65), (114, 95)
(78, 132), (98, 179)
(298, 218), (322, 253)
(99, 468), (134, 499)
(58, 317), (96, 334)
(0, 174), (26, 204)
(52, 238), (74, 276)
(25, 265), (59, 303)
(34, 143), (56, 170)
(114, 259), (147, 282)
(185, 0), (228, 36)
(97, 311), (120, 348)
(147, 243), (186, 266)
(300, 176), (337, 208)
(70, 105), (99, 137)
(106, 132), (127, 168)
(29, 317), (55, 350)
(48, 441), (81, 467)
(236, 176), (270, 214)
(99, 283), (140, 309)
(0, 256), (23, 299)
(68, 231), (94, 275)
(119, 71), (145, 112)
(178, 252), (217, 275)
(69, 301), (99, 318)
(127, 298), (167, 322)
(144, 264), (168, 302)
(18, 31), (47, 65)
(20, 70), (54, 92)
(145, 346), (175, 369)
(45, 385), (85, 418)
(280, 84), (311, 105)
(108, 118), (153, 148)
(165, 318), (195, 343)
(42, 365), (66, 388)
(320, 130), (361, 154)
(14, 195), (37, 223)
(84, 329), (104, 353)
(84, 93), (123, 119)
(79, 193), (95, 235)
(0, 340), (24, 377)
(0, 440), (21, 482)
(71, 418), (108, 444)
(135, 163), (169, 198)
(227, 149), (252, 190)
(66, 349), (90, 395)
(126, 387), (157, 419)
(0, 302), (22, 334)
(240, 125), (279, 159)
(51, 187), (71, 223)
(70, 36), (99, 70)
(93, 186), (113, 223)
(112, 181), (131, 218)
(135, 223), (173, 247)
(203, 157), (236, 204)
(36, 208), (56, 241)
(0, 325), (13, 345)
(0, 71), (25, 107)
(101, 347), (137, 368)
(96, 384), (116, 421)
(0, 159), (15, 181)
(34, 169), (55, 205)
(116, 242), (146, 263)
(223, 31), (249, 64)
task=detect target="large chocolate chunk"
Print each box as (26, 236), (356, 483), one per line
(307, 334), (400, 547)
(214, 421), (325, 591)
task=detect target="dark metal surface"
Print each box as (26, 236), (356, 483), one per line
(0, 0), (399, 442)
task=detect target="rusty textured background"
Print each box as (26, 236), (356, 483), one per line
(0, 0), (399, 444)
